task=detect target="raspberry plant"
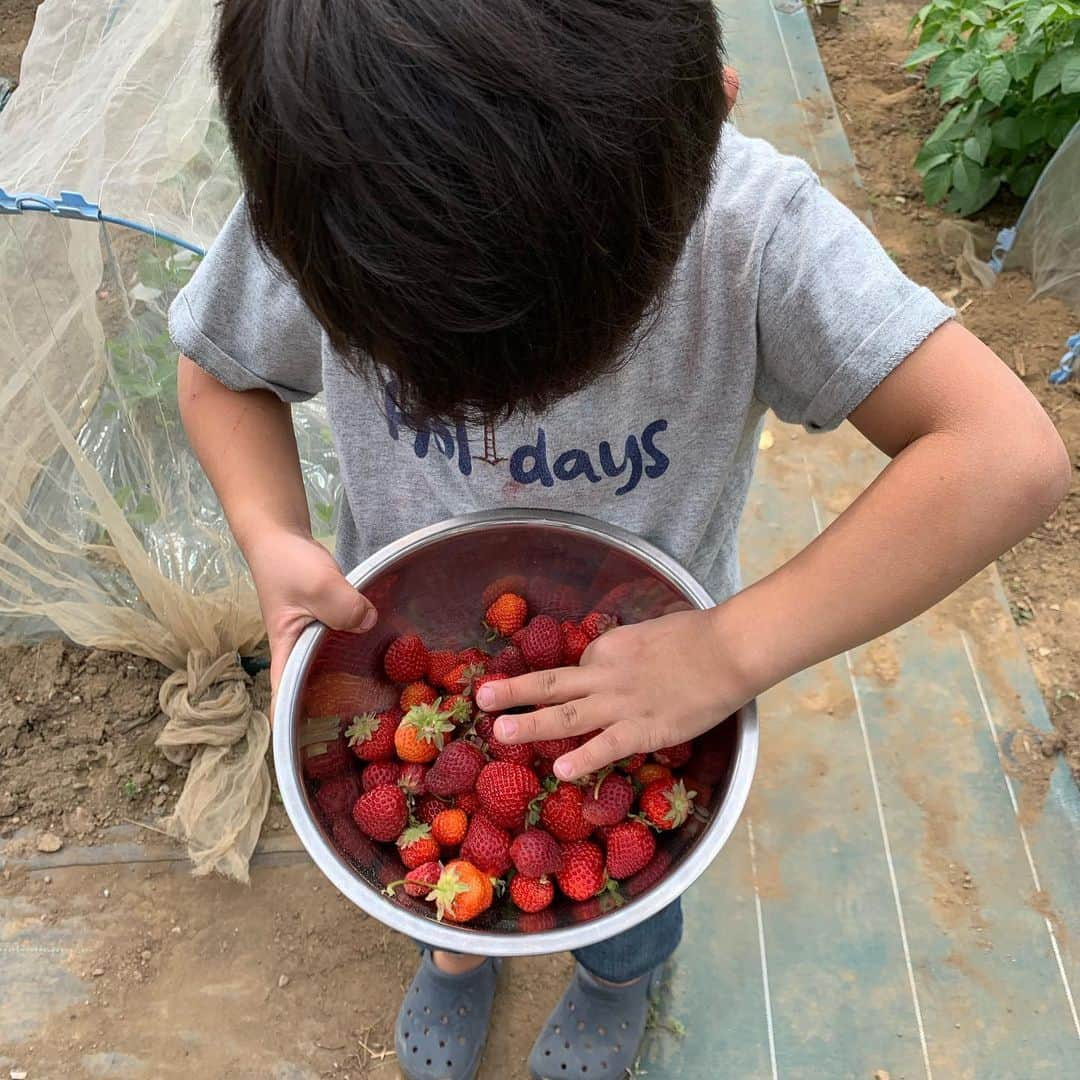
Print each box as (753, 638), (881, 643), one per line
(907, 0), (1080, 215)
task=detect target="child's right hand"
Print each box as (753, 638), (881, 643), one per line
(245, 528), (377, 693)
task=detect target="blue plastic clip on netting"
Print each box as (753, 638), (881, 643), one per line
(1049, 334), (1079, 386)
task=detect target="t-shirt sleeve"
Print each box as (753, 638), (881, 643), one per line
(168, 199), (324, 402)
(754, 172), (953, 432)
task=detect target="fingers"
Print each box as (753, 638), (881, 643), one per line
(476, 666), (591, 712)
(494, 696), (604, 745)
(554, 723), (641, 782)
(313, 578), (378, 633)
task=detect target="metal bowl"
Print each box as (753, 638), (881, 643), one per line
(273, 509), (758, 955)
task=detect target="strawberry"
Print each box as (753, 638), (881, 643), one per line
(580, 611), (618, 641)
(487, 735), (535, 767)
(351, 783), (408, 841)
(473, 712), (497, 740)
(345, 708), (400, 762)
(444, 662), (486, 695)
(460, 813), (512, 876)
(442, 693), (474, 725)
(459, 647), (490, 667)
(399, 681), (439, 712)
(475, 761), (541, 829)
(517, 908), (559, 933)
(416, 794), (449, 825)
(535, 757), (557, 780)
(385, 859), (444, 899)
(509, 828), (564, 877)
(394, 703), (455, 763)
(539, 781), (593, 842)
(303, 670), (379, 719)
(432, 808), (468, 847)
(652, 741), (693, 769)
(640, 778), (696, 830)
(315, 774), (361, 817)
(516, 615), (563, 671)
(567, 886), (624, 922)
(397, 762), (429, 796)
(384, 634), (430, 684)
(533, 736), (581, 759)
(510, 874), (555, 913)
(526, 579), (580, 622)
(623, 849), (672, 898)
(361, 760), (401, 792)
(604, 820), (656, 879)
(471, 671), (508, 700)
(485, 592), (528, 637)
(616, 752), (647, 772)
(488, 645), (528, 678)
(560, 621), (590, 665)
(331, 815), (376, 864)
(426, 649), (460, 690)
(300, 717), (352, 781)
(426, 740), (487, 797)
(581, 772), (634, 826)
(397, 822), (441, 869)
(429, 859), (494, 923)
(482, 575), (528, 610)
(454, 791), (480, 816)
(633, 762), (672, 786)
(556, 840), (607, 901)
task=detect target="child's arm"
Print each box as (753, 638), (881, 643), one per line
(179, 356), (376, 688)
(477, 321), (1071, 780)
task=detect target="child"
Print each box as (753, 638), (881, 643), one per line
(173, 3), (1069, 1078)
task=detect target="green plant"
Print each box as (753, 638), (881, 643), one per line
(907, 0), (1080, 214)
(121, 777), (142, 801)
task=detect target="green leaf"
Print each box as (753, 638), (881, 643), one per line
(923, 161), (954, 206)
(927, 50), (962, 89)
(991, 115), (1023, 149)
(915, 143), (955, 172)
(964, 9), (986, 27)
(978, 58), (1012, 103)
(1006, 47), (1041, 82)
(1007, 160), (1046, 197)
(939, 52), (983, 101)
(928, 103), (966, 144)
(129, 494), (160, 527)
(952, 154), (983, 194)
(963, 125), (994, 164)
(1062, 52), (1080, 93)
(906, 40), (949, 67)
(1033, 50), (1069, 98)
(1023, 2), (1058, 33)
(1048, 110), (1076, 147)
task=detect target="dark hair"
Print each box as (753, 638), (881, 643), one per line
(214, 1), (727, 424)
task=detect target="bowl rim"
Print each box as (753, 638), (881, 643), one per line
(273, 508), (759, 955)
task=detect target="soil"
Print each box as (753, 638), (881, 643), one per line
(0, 0), (42, 84)
(812, 0), (1080, 782)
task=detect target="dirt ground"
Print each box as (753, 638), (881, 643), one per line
(0, 0), (41, 85)
(813, 0), (1080, 781)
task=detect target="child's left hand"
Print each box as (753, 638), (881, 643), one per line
(474, 608), (749, 781)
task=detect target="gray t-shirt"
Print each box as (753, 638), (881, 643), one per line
(169, 128), (951, 602)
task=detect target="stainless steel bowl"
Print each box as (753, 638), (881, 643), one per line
(273, 509), (758, 955)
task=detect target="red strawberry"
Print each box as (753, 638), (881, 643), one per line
(397, 762), (429, 796)
(593, 823), (617, 846)
(604, 820), (656, 879)
(580, 611), (618, 641)
(516, 615), (563, 671)
(442, 693), (474, 725)
(397, 822), (441, 869)
(303, 670), (374, 720)
(416, 794), (449, 825)
(633, 762), (672, 786)
(473, 712), (497, 740)
(429, 859), (494, 923)
(556, 840), (607, 901)
(351, 783), (408, 841)
(395, 702), (455, 763)
(399, 681), (439, 712)
(540, 781), (593, 842)
(652, 741), (693, 769)
(510, 874), (555, 913)
(345, 709), (400, 762)
(560, 621), (590, 665)
(526, 579), (580, 621)
(474, 761), (541, 830)
(384, 634), (430, 684)
(481, 575), (528, 610)
(488, 645), (528, 678)
(432, 808), (468, 847)
(331, 815), (376, 864)
(444, 662), (486, 695)
(623, 849), (673, 897)
(426, 650), (460, 690)
(386, 859), (444, 899)
(517, 908), (559, 933)
(300, 718), (352, 781)
(460, 813), (512, 876)
(472, 671), (509, 701)
(426, 739), (487, 797)
(616, 752), (647, 772)
(640, 778), (696, 830)
(510, 828), (565, 877)
(361, 760), (401, 792)
(454, 791), (481, 816)
(487, 735), (535, 767)
(533, 736), (581, 759)
(485, 592), (528, 637)
(458, 647), (490, 667)
(535, 757), (557, 779)
(581, 772), (634, 826)
(315, 774), (362, 817)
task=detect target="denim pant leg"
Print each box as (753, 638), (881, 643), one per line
(571, 899), (683, 983)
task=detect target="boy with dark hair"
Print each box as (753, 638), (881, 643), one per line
(173, 3), (1070, 1078)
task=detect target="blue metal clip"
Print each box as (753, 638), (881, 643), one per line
(1049, 333), (1079, 385)
(0, 188), (102, 222)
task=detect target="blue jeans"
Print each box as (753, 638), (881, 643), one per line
(417, 898), (682, 984)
